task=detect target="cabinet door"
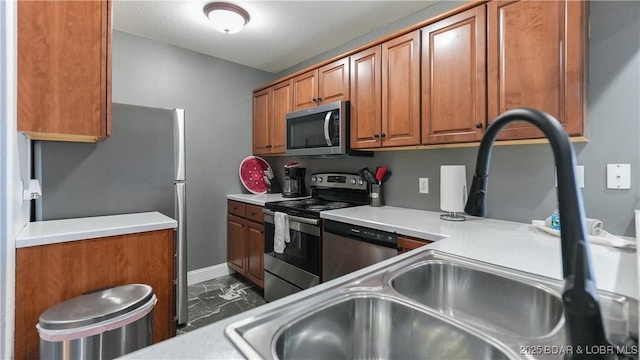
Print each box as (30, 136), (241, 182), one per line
(422, 6), (486, 144)
(18, 0), (111, 142)
(245, 222), (265, 288)
(350, 46), (382, 149)
(252, 88), (271, 155)
(227, 215), (247, 274)
(487, 0), (587, 140)
(271, 80), (292, 154)
(382, 30), (421, 147)
(293, 69), (318, 111)
(318, 58), (350, 105)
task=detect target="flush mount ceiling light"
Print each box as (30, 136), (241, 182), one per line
(203, 2), (250, 34)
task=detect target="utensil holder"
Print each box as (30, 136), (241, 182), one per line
(370, 184), (384, 207)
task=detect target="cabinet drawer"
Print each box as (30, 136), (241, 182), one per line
(246, 204), (264, 223)
(228, 200), (246, 217)
(397, 236), (432, 255)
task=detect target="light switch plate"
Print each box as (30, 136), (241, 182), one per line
(607, 164), (631, 189)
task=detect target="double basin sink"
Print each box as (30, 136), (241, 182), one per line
(226, 250), (637, 359)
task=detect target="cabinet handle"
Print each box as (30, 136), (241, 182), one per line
(373, 134), (380, 138)
(312, 98), (318, 103)
(475, 123), (483, 129)
(317, 97), (323, 103)
(380, 133), (387, 138)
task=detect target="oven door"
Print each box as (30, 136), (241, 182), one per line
(263, 210), (321, 302)
(285, 101), (347, 157)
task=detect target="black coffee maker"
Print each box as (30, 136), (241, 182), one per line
(283, 163), (307, 198)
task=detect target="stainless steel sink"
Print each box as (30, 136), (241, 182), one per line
(226, 250), (637, 359)
(390, 261), (564, 338)
(273, 295), (512, 360)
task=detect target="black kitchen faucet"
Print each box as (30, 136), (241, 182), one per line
(464, 108), (612, 359)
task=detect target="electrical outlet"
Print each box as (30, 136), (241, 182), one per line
(419, 178), (429, 194)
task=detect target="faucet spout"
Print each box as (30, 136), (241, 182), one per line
(465, 108), (611, 358)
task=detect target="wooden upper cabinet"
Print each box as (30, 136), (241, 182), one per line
(293, 58), (350, 111)
(293, 70), (318, 110)
(487, 0), (588, 140)
(252, 88), (271, 155)
(350, 31), (420, 149)
(270, 80), (292, 154)
(382, 30), (421, 147)
(350, 46), (382, 149)
(17, 0), (112, 143)
(318, 58), (350, 105)
(252, 80), (291, 155)
(422, 5), (487, 144)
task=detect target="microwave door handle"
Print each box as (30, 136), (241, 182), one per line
(323, 111), (332, 146)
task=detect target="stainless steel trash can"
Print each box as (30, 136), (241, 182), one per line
(37, 284), (156, 360)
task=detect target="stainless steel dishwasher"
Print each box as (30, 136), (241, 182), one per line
(323, 220), (398, 282)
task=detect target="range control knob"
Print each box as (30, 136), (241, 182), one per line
(350, 179), (357, 185)
(311, 176), (317, 183)
(358, 179), (364, 185)
(317, 177), (323, 183)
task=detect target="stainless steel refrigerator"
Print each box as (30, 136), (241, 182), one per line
(35, 103), (188, 325)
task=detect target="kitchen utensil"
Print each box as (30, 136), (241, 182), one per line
(362, 168), (377, 185)
(375, 167), (387, 184)
(382, 171), (392, 184)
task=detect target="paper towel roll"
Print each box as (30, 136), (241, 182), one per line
(440, 165), (467, 213)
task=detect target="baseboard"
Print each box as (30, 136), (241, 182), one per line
(187, 263), (234, 285)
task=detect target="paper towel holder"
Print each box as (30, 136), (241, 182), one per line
(440, 165), (467, 221)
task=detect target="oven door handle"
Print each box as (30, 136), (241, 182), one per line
(264, 209), (320, 226)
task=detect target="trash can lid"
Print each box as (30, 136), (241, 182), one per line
(39, 284), (154, 330)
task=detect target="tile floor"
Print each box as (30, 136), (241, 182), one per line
(177, 274), (266, 334)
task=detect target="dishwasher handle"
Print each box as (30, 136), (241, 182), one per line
(324, 220), (397, 249)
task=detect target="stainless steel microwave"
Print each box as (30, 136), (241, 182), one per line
(286, 101), (370, 157)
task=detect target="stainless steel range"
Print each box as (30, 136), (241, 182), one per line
(263, 173), (369, 302)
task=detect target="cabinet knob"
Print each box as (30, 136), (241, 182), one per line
(475, 123), (483, 129)
(380, 133), (387, 138)
(316, 97), (323, 103)
(312, 98), (318, 103)
(373, 134), (380, 138)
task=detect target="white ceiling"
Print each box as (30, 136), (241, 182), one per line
(113, 1), (438, 74)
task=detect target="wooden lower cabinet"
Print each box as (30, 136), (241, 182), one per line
(227, 200), (265, 288)
(397, 236), (433, 255)
(15, 229), (175, 360)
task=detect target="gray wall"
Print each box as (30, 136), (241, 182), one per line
(110, 31), (275, 270)
(267, 1), (640, 237)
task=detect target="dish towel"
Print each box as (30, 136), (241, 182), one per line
(274, 212), (290, 253)
(545, 216), (603, 236)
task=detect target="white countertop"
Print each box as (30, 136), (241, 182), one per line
(16, 212), (177, 248)
(226, 193), (307, 206)
(321, 205), (639, 299)
(122, 205), (639, 359)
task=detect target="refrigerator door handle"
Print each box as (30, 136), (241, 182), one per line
(175, 182), (188, 325)
(174, 109), (186, 181)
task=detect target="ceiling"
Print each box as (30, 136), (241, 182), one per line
(112, 1), (438, 74)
